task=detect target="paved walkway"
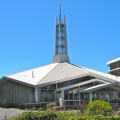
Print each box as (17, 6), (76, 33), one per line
(0, 108), (25, 120)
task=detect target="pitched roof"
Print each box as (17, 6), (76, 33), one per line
(1, 62), (120, 86)
(6, 63), (58, 85)
(3, 63), (88, 86)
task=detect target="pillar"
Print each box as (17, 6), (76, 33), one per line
(79, 93), (81, 104)
(59, 90), (64, 107)
(35, 87), (40, 103)
(55, 91), (56, 101)
(90, 92), (92, 102)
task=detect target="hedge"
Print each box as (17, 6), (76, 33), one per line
(9, 111), (120, 120)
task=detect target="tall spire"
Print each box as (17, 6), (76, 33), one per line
(53, 4), (70, 63)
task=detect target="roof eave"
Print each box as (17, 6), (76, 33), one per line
(0, 76), (35, 87)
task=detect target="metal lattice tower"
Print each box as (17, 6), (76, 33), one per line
(53, 4), (70, 63)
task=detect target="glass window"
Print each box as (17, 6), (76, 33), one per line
(69, 93), (73, 100)
(47, 85), (53, 89)
(90, 76), (96, 79)
(30, 87), (35, 94)
(45, 97), (48, 101)
(56, 91), (61, 94)
(118, 92), (120, 98)
(48, 90), (53, 92)
(54, 84), (56, 89)
(64, 90), (68, 100)
(69, 78), (80, 85)
(57, 81), (68, 88)
(43, 86), (47, 89)
(80, 82), (94, 89)
(74, 94), (79, 100)
(81, 76), (90, 82)
(73, 87), (79, 93)
(109, 93), (113, 98)
(69, 76), (95, 86)
(41, 84), (55, 93)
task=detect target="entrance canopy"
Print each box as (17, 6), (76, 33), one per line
(56, 78), (108, 91)
(77, 82), (119, 93)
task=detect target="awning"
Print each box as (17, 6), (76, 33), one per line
(77, 82), (118, 93)
(56, 78), (109, 91)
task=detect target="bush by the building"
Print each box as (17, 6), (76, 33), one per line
(10, 111), (120, 120)
(86, 100), (113, 116)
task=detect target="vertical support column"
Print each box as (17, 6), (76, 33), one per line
(56, 83), (57, 89)
(59, 90), (64, 107)
(89, 92), (92, 102)
(35, 87), (39, 103)
(79, 93), (81, 104)
(55, 84), (57, 101)
(39, 88), (41, 102)
(61, 90), (64, 106)
(55, 91), (56, 101)
(84, 93), (86, 100)
(73, 92), (74, 106)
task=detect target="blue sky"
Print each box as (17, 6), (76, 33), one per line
(0, 0), (120, 78)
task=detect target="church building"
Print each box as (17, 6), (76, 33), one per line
(0, 5), (120, 108)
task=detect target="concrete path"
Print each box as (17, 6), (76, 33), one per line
(0, 108), (25, 120)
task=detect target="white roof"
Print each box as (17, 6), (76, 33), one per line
(107, 57), (120, 65)
(6, 63), (58, 85)
(37, 63), (88, 85)
(4, 63), (88, 86)
(1, 62), (120, 86)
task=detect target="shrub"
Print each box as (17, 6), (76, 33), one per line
(10, 111), (57, 120)
(57, 111), (77, 120)
(10, 111), (120, 120)
(46, 102), (57, 108)
(86, 100), (113, 116)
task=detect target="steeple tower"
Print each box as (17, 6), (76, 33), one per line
(53, 4), (70, 63)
